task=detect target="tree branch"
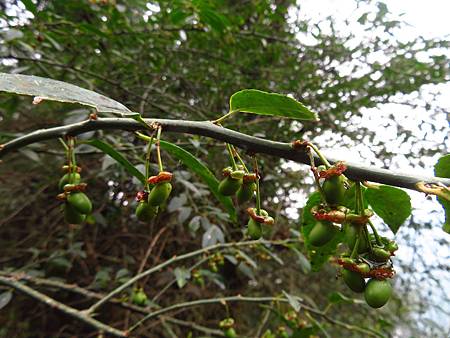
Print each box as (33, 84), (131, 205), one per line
(0, 275), (128, 337)
(86, 239), (296, 315)
(128, 295), (381, 337)
(0, 117), (448, 191)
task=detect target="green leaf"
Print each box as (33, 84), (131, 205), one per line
(84, 139), (146, 184)
(435, 154), (450, 178)
(365, 185), (411, 234)
(292, 248), (311, 274)
(0, 291), (13, 310)
(282, 290), (301, 312)
(160, 140), (237, 222)
(21, 0), (37, 15)
(0, 73), (131, 114)
(229, 89), (318, 121)
(435, 154), (450, 233)
(173, 267), (191, 289)
(438, 198), (450, 234)
(301, 192), (343, 271)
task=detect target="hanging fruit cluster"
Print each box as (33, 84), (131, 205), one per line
(57, 138), (93, 225)
(305, 155), (398, 309)
(219, 318), (237, 338)
(134, 127), (173, 222)
(217, 144), (274, 239)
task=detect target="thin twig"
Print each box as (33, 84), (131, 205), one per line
(0, 276), (128, 338)
(85, 239), (295, 315)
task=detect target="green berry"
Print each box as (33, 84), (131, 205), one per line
(371, 247), (391, 262)
(357, 262), (370, 274)
(322, 175), (346, 205)
(131, 288), (148, 307)
(67, 192), (92, 214)
(236, 182), (256, 204)
(148, 182), (172, 206)
(308, 221), (336, 246)
(386, 241), (398, 253)
(343, 222), (369, 253)
(135, 201), (157, 222)
(364, 279), (392, 308)
(218, 176), (242, 196)
(342, 269), (366, 293)
(64, 203), (86, 224)
(247, 218), (262, 239)
(224, 328), (237, 338)
(58, 172), (81, 191)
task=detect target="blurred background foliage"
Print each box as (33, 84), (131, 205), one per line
(0, 0), (449, 337)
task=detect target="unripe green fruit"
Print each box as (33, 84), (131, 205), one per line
(322, 175), (346, 205)
(135, 201), (157, 222)
(58, 173), (81, 191)
(364, 279), (392, 308)
(224, 328), (237, 338)
(218, 176), (242, 196)
(371, 247), (391, 262)
(64, 203), (86, 224)
(386, 241), (398, 252)
(236, 182), (256, 204)
(148, 182), (172, 206)
(357, 262), (370, 274)
(343, 223), (369, 253)
(247, 218), (262, 239)
(67, 192), (92, 214)
(131, 289), (148, 307)
(342, 269), (366, 293)
(309, 221), (336, 246)
(261, 222), (273, 239)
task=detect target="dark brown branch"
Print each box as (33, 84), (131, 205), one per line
(0, 117), (449, 191)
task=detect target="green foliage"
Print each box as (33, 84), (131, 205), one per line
(85, 139), (146, 184)
(0, 73), (130, 114)
(435, 155), (450, 233)
(365, 185), (412, 234)
(160, 140), (237, 222)
(229, 89), (318, 121)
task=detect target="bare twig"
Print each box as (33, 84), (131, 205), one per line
(85, 239), (295, 315)
(0, 276), (128, 337)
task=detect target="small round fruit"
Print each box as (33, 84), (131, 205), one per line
(261, 221), (273, 239)
(236, 182), (256, 204)
(322, 175), (346, 205)
(356, 262), (370, 274)
(247, 218), (262, 239)
(343, 223), (369, 253)
(58, 172), (81, 191)
(371, 247), (391, 262)
(67, 192), (92, 214)
(342, 269), (366, 293)
(386, 241), (399, 253)
(223, 327), (237, 338)
(218, 176), (242, 196)
(364, 279), (392, 308)
(64, 203), (86, 224)
(148, 182), (172, 206)
(309, 221), (336, 246)
(135, 201), (157, 222)
(131, 289), (148, 307)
